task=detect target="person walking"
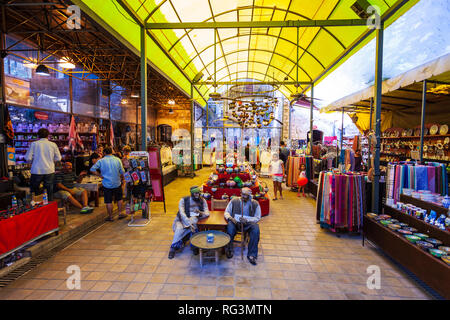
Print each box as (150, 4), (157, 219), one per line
(25, 128), (62, 201)
(90, 146), (126, 221)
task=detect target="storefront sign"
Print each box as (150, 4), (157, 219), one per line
(34, 111), (49, 120)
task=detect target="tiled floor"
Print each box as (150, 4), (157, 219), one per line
(0, 168), (432, 300)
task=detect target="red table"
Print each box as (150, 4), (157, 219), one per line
(0, 201), (59, 258)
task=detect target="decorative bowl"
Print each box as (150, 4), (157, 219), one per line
(398, 222), (409, 227)
(221, 194), (229, 200)
(413, 233), (429, 240)
(405, 235), (421, 243)
(402, 227), (418, 233)
(388, 224), (401, 230)
(416, 240), (434, 250)
(367, 212), (378, 218)
(201, 193), (211, 200)
(211, 187), (217, 193)
(378, 214), (391, 220)
(226, 180), (236, 188)
(219, 183), (226, 188)
(425, 238), (443, 247)
(442, 255), (450, 265)
(380, 220), (392, 226)
(438, 246), (450, 254)
(387, 219), (399, 224)
(428, 248), (447, 258)
(397, 229), (412, 235)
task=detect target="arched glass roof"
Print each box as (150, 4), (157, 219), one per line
(78, 0), (419, 104)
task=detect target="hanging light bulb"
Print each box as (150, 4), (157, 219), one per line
(35, 64), (50, 76)
(58, 57), (76, 69)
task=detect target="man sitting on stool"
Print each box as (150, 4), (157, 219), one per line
(224, 187), (261, 265)
(54, 162), (93, 213)
(168, 186), (209, 259)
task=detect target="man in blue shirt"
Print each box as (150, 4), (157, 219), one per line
(90, 146), (126, 221)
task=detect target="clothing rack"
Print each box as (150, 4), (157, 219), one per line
(316, 171), (366, 233)
(285, 156), (313, 187)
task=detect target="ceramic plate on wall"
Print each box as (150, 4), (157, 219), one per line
(430, 125), (439, 135)
(439, 124), (448, 135)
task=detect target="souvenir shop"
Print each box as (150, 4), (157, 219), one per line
(320, 54), (450, 299)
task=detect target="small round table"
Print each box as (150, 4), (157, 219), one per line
(190, 230), (231, 267)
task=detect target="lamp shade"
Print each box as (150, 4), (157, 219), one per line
(35, 64), (50, 76)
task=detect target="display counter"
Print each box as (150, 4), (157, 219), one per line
(162, 164), (177, 186)
(0, 201), (59, 259)
(364, 210), (450, 299)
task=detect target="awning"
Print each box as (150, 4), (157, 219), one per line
(321, 52), (450, 113)
(76, 0), (418, 106)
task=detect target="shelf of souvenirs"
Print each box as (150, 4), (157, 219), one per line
(380, 153), (450, 164)
(381, 134), (450, 140)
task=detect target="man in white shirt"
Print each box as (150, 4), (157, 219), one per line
(25, 128), (62, 201)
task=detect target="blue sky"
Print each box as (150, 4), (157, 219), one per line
(314, 0), (450, 108)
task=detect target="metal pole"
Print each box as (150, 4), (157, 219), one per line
(340, 108), (344, 166)
(310, 83), (314, 156)
(136, 99), (139, 150)
(288, 101), (292, 141)
(372, 23), (384, 214)
(368, 97), (373, 169)
(419, 80), (427, 162)
(140, 26), (148, 151)
(190, 83), (195, 176)
(69, 76), (73, 114)
(0, 26), (8, 177)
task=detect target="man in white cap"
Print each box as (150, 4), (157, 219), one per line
(168, 186), (209, 259)
(224, 187), (261, 265)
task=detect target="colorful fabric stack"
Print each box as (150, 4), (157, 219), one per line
(315, 171), (366, 233)
(286, 156), (313, 187)
(339, 149), (355, 171)
(386, 162), (449, 203)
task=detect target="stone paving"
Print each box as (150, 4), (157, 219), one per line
(0, 168), (432, 300)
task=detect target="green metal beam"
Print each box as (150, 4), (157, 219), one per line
(115, 0), (145, 26)
(145, 19), (368, 29)
(199, 81), (312, 86)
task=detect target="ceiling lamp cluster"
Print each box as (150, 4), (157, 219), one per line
(224, 98), (278, 128)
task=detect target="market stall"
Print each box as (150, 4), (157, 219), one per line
(0, 201), (59, 259)
(201, 164), (270, 216)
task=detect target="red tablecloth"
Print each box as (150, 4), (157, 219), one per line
(203, 185), (260, 198)
(0, 201), (59, 257)
(206, 194), (270, 217)
(212, 172), (251, 183)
